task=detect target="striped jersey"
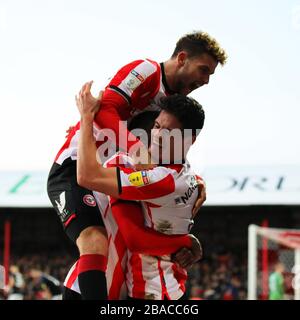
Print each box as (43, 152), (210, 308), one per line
(55, 59), (171, 165)
(64, 153), (134, 300)
(64, 152), (199, 300)
(115, 160), (199, 300)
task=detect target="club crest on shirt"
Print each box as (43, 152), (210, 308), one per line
(128, 171), (149, 187)
(83, 194), (97, 207)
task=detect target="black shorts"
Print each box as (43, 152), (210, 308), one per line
(62, 287), (82, 300)
(47, 158), (105, 243)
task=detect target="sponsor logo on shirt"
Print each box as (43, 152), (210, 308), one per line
(131, 70), (145, 82)
(180, 176), (198, 205)
(141, 171), (149, 184)
(83, 194), (97, 207)
(128, 171), (149, 187)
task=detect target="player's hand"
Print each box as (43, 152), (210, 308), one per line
(192, 178), (206, 218)
(75, 81), (101, 121)
(172, 234), (203, 269)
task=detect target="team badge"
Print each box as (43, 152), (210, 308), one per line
(83, 194), (97, 207)
(128, 171), (149, 187)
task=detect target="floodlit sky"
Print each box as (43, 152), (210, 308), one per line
(0, 0), (299, 172)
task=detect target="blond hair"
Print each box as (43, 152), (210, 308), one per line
(172, 31), (227, 65)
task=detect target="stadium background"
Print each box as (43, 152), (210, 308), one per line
(1, 166), (300, 299)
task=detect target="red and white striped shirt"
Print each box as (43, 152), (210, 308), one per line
(116, 161), (199, 300)
(55, 59), (170, 165)
(64, 153), (134, 300)
(63, 200), (129, 300)
(64, 153), (199, 300)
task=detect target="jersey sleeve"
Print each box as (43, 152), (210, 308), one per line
(111, 200), (192, 255)
(94, 59), (161, 152)
(116, 166), (176, 201)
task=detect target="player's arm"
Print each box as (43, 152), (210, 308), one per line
(76, 82), (174, 200)
(77, 113), (174, 200)
(94, 59), (160, 153)
(76, 81), (120, 196)
(94, 89), (143, 153)
(192, 175), (207, 217)
(110, 200), (201, 256)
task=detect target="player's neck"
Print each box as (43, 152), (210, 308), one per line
(162, 60), (177, 94)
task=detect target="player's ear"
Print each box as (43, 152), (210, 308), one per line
(177, 51), (188, 67)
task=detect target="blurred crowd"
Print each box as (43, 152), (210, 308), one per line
(0, 254), (74, 300)
(186, 251), (248, 300)
(0, 251), (247, 300)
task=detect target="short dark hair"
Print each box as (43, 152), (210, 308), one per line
(127, 110), (160, 145)
(171, 31), (227, 65)
(159, 94), (205, 136)
(128, 111), (160, 133)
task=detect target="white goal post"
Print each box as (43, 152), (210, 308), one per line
(248, 224), (300, 300)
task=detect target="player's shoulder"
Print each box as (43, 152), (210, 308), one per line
(148, 165), (180, 180)
(150, 162), (196, 178)
(125, 166), (175, 188)
(154, 163), (199, 185)
(183, 161), (197, 175)
(161, 164), (184, 175)
(121, 58), (160, 77)
(125, 58), (159, 68)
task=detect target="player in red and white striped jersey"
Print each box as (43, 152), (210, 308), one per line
(63, 155), (202, 300)
(55, 32), (226, 165)
(48, 31), (226, 299)
(113, 158), (202, 300)
(63, 112), (202, 300)
(75, 87), (205, 299)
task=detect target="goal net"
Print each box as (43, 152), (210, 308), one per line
(248, 224), (300, 300)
